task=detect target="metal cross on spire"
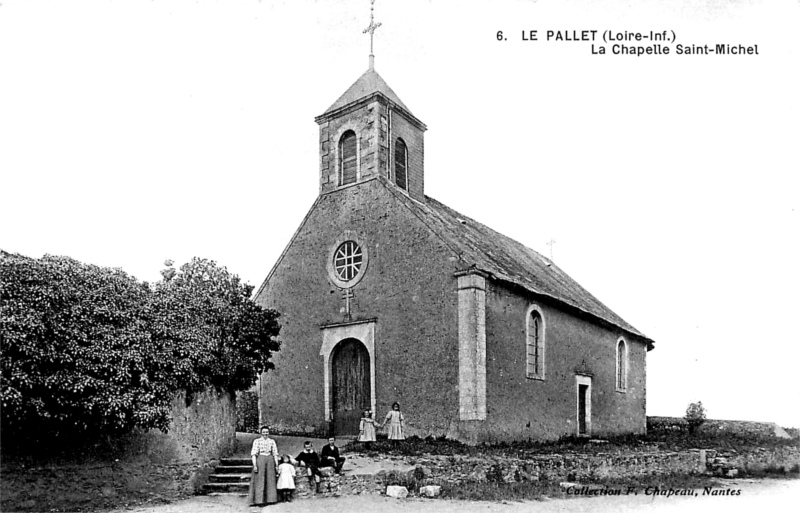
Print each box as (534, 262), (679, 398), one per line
(363, 0), (382, 69)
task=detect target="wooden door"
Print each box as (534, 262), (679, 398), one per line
(331, 338), (370, 435)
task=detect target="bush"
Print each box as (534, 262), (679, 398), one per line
(155, 258), (281, 394)
(1, 253), (280, 440)
(685, 402), (707, 434)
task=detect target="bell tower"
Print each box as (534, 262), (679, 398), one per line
(314, 0), (427, 201)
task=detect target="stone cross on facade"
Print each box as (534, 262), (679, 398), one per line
(363, 0), (382, 69)
(341, 287), (355, 319)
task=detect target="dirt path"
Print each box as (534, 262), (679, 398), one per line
(111, 478), (799, 513)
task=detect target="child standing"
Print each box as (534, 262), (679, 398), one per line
(276, 455), (296, 502)
(381, 402), (405, 442)
(358, 410), (377, 448)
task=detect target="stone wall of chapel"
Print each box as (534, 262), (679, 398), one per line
(477, 284), (648, 442)
(255, 179), (461, 437)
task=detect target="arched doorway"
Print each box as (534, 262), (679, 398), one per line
(330, 338), (371, 435)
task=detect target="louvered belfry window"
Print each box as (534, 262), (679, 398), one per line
(340, 131), (357, 185)
(394, 138), (408, 190)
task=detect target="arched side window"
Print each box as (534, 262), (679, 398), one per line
(394, 138), (407, 190)
(616, 338), (628, 392)
(339, 130), (358, 186)
(526, 306), (545, 379)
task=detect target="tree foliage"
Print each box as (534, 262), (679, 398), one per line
(685, 401), (707, 433)
(154, 258), (281, 393)
(1, 253), (279, 437)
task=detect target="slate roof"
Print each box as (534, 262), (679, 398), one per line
(322, 68), (412, 115)
(383, 182), (653, 346)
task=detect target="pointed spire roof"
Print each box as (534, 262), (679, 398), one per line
(322, 67), (412, 116)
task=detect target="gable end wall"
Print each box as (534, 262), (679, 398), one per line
(256, 179), (462, 437)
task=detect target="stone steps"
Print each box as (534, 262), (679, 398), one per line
(202, 458), (252, 495)
(208, 473), (250, 483)
(214, 465), (252, 474)
(201, 457), (349, 498)
(203, 482), (249, 494)
(220, 458), (251, 466)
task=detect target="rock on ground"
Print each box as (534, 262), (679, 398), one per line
(385, 485), (409, 499)
(419, 485), (441, 497)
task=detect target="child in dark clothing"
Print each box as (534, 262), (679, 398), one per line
(295, 441), (322, 493)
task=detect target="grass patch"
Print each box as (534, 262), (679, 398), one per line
(601, 472), (717, 490)
(436, 472), (719, 502)
(436, 473), (719, 503)
(0, 461), (191, 513)
(345, 430), (800, 460)
(438, 480), (564, 501)
(739, 463), (800, 479)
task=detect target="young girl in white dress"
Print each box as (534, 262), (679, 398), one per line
(276, 454), (296, 502)
(358, 410), (377, 448)
(381, 402), (405, 442)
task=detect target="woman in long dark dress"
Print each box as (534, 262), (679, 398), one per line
(248, 425), (279, 506)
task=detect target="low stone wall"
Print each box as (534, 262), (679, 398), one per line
(285, 451), (703, 500)
(647, 416), (689, 432)
(409, 451), (704, 485)
(287, 466), (431, 498)
(139, 388), (237, 491)
(703, 446), (800, 477)
(174, 389), (237, 462)
(700, 419), (787, 438)
(647, 416), (788, 438)
(289, 467), (387, 498)
(265, 418), (328, 437)
(277, 451), (706, 501)
(1, 388), (237, 512)
(107, 388), (236, 493)
(408, 446), (800, 487)
(254, 444), (800, 502)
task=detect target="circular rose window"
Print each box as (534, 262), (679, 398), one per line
(333, 241), (363, 281)
(327, 232), (368, 289)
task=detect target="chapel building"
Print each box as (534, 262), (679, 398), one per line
(254, 58), (654, 443)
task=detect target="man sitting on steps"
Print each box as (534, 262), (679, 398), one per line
(320, 437), (346, 474)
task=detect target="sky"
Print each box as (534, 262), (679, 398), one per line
(1, 0), (798, 428)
